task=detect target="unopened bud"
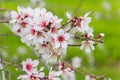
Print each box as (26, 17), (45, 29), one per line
(99, 33), (105, 37)
(95, 33), (105, 38)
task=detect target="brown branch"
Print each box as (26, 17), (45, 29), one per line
(0, 8), (11, 11)
(68, 44), (81, 46)
(74, 35), (104, 43)
(0, 59), (22, 68)
(2, 55), (12, 80)
(0, 34), (18, 37)
(0, 19), (10, 23)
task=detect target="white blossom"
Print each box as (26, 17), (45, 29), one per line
(80, 40), (95, 53)
(85, 75), (96, 80)
(72, 56), (82, 68)
(53, 29), (70, 49)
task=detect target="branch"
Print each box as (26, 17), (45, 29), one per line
(2, 55), (12, 80)
(0, 34), (18, 37)
(0, 59), (22, 68)
(0, 19), (10, 23)
(0, 8), (11, 11)
(68, 44), (81, 46)
(0, 55), (6, 80)
(74, 35), (104, 43)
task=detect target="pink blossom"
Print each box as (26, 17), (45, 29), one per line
(53, 29), (70, 49)
(22, 58), (39, 74)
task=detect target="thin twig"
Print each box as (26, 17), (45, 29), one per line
(0, 8), (11, 11)
(0, 55), (6, 80)
(68, 44), (81, 46)
(0, 19), (10, 23)
(2, 56), (12, 80)
(0, 60), (22, 68)
(0, 33), (18, 37)
(74, 35), (104, 43)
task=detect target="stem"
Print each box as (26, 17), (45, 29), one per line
(0, 55), (6, 80)
(0, 63), (5, 80)
(0, 60), (22, 68)
(0, 8), (11, 11)
(58, 21), (71, 30)
(68, 44), (81, 46)
(2, 56), (12, 80)
(0, 34), (18, 37)
(0, 19), (10, 23)
(74, 35), (104, 43)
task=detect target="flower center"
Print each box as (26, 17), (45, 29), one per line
(26, 64), (32, 71)
(58, 35), (65, 42)
(41, 21), (46, 28)
(20, 22), (27, 28)
(51, 27), (56, 33)
(31, 29), (35, 35)
(84, 41), (90, 47)
(30, 75), (37, 80)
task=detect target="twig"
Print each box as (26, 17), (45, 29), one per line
(0, 55), (6, 80)
(0, 59), (22, 68)
(0, 33), (18, 37)
(0, 19), (10, 23)
(2, 55), (12, 80)
(58, 21), (71, 30)
(74, 35), (104, 43)
(68, 44), (81, 46)
(0, 8), (11, 11)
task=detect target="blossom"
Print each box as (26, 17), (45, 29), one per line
(85, 75), (96, 80)
(17, 74), (38, 80)
(22, 58), (39, 74)
(66, 12), (91, 33)
(62, 67), (76, 80)
(17, 73), (45, 80)
(18, 59), (45, 80)
(53, 29), (70, 49)
(47, 68), (62, 80)
(72, 56), (82, 68)
(80, 40), (95, 53)
(84, 28), (94, 38)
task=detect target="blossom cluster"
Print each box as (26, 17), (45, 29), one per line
(18, 58), (76, 80)
(10, 7), (73, 64)
(9, 6), (105, 80)
(66, 12), (104, 53)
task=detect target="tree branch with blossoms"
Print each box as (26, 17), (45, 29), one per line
(0, 6), (112, 80)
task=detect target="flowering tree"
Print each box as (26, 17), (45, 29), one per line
(0, 3), (111, 80)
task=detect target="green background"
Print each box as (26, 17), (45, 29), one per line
(0, 0), (120, 80)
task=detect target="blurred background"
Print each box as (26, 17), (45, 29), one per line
(0, 0), (120, 80)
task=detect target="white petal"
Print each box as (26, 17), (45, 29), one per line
(64, 33), (70, 40)
(80, 44), (84, 50)
(84, 12), (91, 17)
(33, 60), (39, 67)
(58, 29), (64, 35)
(66, 12), (72, 19)
(61, 41), (68, 49)
(55, 42), (60, 48)
(85, 46), (91, 53)
(90, 44), (95, 50)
